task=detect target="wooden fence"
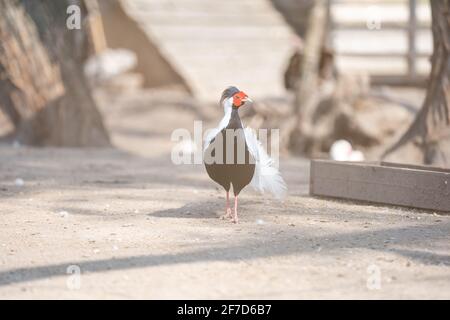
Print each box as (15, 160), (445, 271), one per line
(327, 0), (431, 86)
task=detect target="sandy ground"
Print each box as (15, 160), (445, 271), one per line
(0, 88), (449, 299)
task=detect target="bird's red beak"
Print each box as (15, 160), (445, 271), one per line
(242, 96), (252, 103)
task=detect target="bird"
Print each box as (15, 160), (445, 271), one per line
(203, 86), (287, 223)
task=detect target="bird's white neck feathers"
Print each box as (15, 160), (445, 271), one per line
(203, 97), (233, 152)
(218, 97), (233, 129)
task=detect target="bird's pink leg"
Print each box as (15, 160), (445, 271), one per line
(221, 191), (232, 220)
(232, 195), (239, 224)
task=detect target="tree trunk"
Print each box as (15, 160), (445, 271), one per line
(383, 0), (450, 167)
(288, 0), (328, 153)
(0, 0), (109, 146)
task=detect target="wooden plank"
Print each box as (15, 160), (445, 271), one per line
(329, 0), (430, 85)
(330, 21), (430, 30)
(381, 161), (450, 174)
(333, 0), (411, 4)
(370, 75), (427, 87)
(310, 160), (450, 212)
(408, 0), (417, 77)
(337, 51), (430, 58)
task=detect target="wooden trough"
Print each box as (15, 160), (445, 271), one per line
(310, 160), (450, 212)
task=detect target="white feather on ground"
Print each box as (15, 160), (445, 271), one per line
(244, 128), (287, 200)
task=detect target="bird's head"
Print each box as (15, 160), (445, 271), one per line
(232, 91), (251, 108)
(221, 86), (252, 109)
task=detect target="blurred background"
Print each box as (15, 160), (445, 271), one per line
(1, 0), (447, 166)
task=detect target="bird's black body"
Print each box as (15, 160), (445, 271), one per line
(204, 107), (255, 196)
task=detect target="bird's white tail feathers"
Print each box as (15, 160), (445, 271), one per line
(244, 128), (287, 200)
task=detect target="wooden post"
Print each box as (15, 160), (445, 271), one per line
(407, 0), (417, 78)
(86, 0), (107, 54)
(325, 0), (332, 48)
(294, 0), (327, 132)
